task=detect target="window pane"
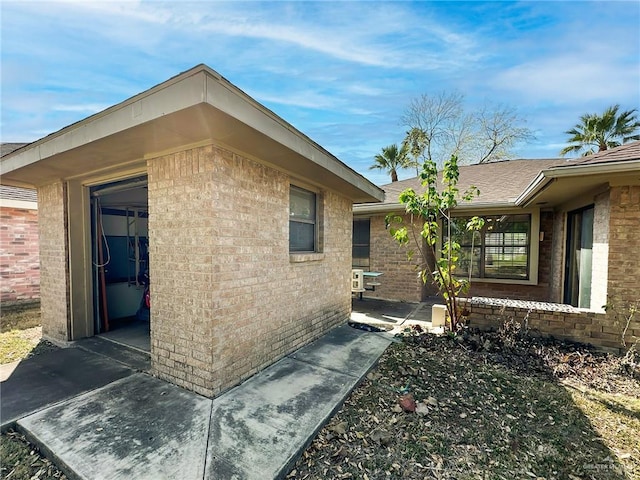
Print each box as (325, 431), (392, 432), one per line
(289, 221), (315, 252)
(445, 214), (530, 280)
(352, 219), (370, 267)
(483, 214), (530, 279)
(290, 186), (315, 221)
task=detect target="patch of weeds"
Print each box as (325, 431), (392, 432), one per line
(0, 429), (67, 479)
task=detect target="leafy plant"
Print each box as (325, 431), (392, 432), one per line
(386, 150), (483, 331)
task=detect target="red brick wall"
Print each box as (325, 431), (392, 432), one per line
(0, 206), (40, 304)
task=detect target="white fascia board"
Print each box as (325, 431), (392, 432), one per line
(516, 159), (640, 206)
(353, 201), (516, 215)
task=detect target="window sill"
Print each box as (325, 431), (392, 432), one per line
(470, 277), (537, 286)
(290, 252), (325, 263)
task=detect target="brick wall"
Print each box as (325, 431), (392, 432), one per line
(366, 211), (556, 303)
(37, 182), (70, 341)
(608, 186), (640, 304)
(0, 206), (39, 304)
(147, 144), (352, 397)
(465, 297), (637, 353)
(366, 213), (428, 302)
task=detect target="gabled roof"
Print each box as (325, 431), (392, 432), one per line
(355, 141), (640, 214)
(0, 65), (383, 203)
(1, 143), (28, 157)
(355, 158), (570, 214)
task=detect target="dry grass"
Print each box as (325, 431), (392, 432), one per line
(0, 303), (49, 365)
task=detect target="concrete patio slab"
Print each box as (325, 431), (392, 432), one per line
(1, 348), (134, 427)
(206, 324), (393, 479)
(11, 323), (393, 480)
(289, 323), (393, 378)
(18, 373), (212, 480)
(75, 336), (151, 372)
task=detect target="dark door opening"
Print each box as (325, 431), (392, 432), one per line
(564, 205), (594, 308)
(90, 176), (150, 352)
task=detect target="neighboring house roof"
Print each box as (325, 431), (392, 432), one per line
(355, 158), (570, 214)
(0, 185), (37, 209)
(1, 143), (28, 157)
(355, 140), (640, 214)
(0, 64), (384, 203)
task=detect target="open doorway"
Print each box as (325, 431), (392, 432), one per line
(90, 176), (150, 352)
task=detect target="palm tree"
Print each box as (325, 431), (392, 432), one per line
(560, 105), (640, 156)
(370, 143), (410, 182)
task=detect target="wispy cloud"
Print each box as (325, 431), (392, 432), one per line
(1, 1), (638, 183)
(52, 104), (111, 113)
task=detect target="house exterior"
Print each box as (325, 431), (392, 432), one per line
(0, 65), (384, 397)
(0, 184), (39, 305)
(354, 142), (640, 351)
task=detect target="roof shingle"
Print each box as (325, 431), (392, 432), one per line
(377, 158), (571, 207)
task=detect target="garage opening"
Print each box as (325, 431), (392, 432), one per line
(90, 175), (150, 352)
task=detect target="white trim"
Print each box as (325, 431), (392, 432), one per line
(0, 199), (37, 209)
(438, 208), (540, 285)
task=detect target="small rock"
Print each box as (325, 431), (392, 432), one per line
(398, 393), (416, 412)
(415, 402), (429, 416)
(426, 396), (439, 407)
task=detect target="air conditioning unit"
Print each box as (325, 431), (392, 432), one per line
(351, 269), (365, 293)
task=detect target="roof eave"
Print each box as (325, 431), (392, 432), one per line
(1, 64), (384, 203)
(353, 201), (518, 215)
(516, 159), (640, 207)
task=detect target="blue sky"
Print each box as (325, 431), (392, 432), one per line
(1, 1), (639, 185)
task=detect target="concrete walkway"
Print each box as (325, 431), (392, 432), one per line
(3, 323), (394, 480)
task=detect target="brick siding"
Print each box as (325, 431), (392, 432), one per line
(365, 213), (428, 302)
(608, 186), (640, 304)
(147, 144), (352, 397)
(37, 182), (70, 341)
(0, 206), (39, 304)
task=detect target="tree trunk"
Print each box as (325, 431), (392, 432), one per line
(391, 170), (398, 182)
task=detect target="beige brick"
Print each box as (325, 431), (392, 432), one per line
(147, 144), (352, 397)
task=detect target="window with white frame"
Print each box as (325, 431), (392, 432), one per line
(445, 214), (531, 280)
(289, 185), (317, 252)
